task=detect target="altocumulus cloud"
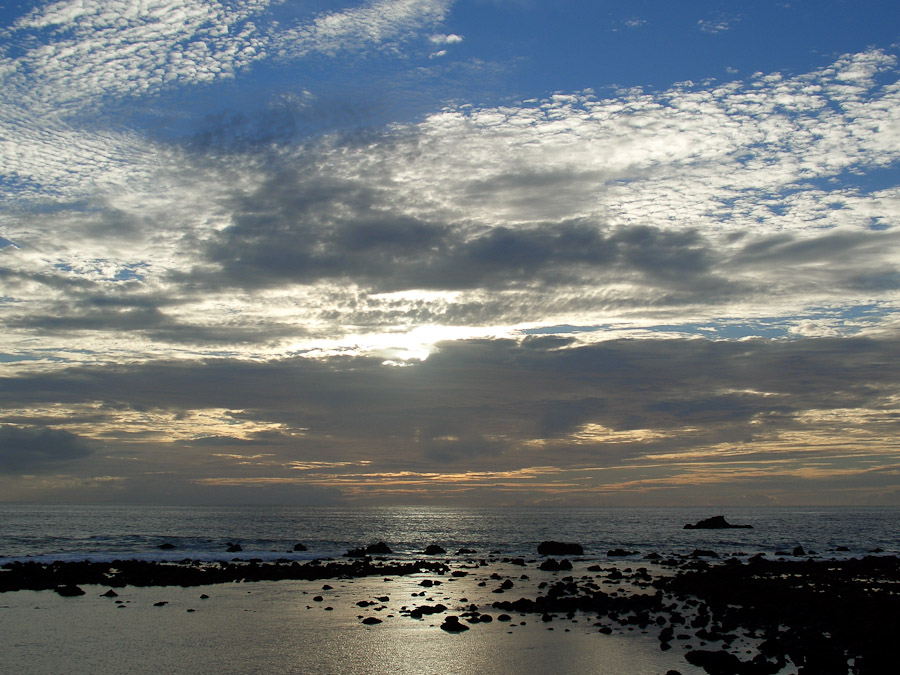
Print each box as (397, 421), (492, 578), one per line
(1, 1), (899, 504)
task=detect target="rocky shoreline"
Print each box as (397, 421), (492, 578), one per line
(3, 546), (897, 675)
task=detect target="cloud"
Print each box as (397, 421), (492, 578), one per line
(697, 14), (736, 34)
(0, 425), (93, 473)
(429, 33), (463, 44)
(0, 334), (899, 501)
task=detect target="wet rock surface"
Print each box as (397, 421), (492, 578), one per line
(0, 558), (449, 591)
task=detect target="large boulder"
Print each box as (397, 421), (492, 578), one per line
(423, 544), (446, 555)
(537, 541), (584, 556)
(683, 516), (752, 530)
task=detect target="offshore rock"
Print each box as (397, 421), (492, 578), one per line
(423, 544), (446, 555)
(683, 516), (752, 530)
(365, 542), (392, 555)
(537, 541), (584, 556)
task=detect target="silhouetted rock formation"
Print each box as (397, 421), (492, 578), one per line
(440, 616), (469, 632)
(537, 541), (584, 556)
(683, 515), (752, 529)
(538, 558), (572, 571)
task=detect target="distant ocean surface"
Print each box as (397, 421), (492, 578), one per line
(1, 504), (898, 564)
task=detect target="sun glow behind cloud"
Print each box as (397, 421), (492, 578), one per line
(1, 1), (899, 505)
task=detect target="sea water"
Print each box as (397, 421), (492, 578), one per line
(3, 505), (897, 674)
(1, 504), (897, 563)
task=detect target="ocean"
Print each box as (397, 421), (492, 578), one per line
(3, 504), (898, 674)
(2, 504), (897, 564)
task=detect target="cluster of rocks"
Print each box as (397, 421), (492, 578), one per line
(0, 557), (449, 594)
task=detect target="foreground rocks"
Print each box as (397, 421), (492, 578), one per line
(657, 555), (900, 674)
(4, 546), (897, 675)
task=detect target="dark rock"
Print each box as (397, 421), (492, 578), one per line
(457, 548), (476, 554)
(158, 543), (177, 550)
(683, 515), (752, 530)
(55, 584), (85, 597)
(607, 548), (638, 557)
(153, 601), (168, 606)
(440, 616), (469, 632)
(423, 544), (446, 555)
(366, 542), (392, 555)
(344, 547), (368, 558)
(539, 558), (573, 572)
(100, 589), (119, 597)
(293, 543), (307, 552)
(690, 549), (720, 558)
(497, 614), (512, 622)
(792, 546), (805, 557)
(537, 541), (584, 556)
(684, 649), (756, 674)
(361, 617), (382, 625)
(226, 543), (242, 553)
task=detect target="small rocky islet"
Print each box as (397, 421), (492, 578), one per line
(2, 531), (897, 675)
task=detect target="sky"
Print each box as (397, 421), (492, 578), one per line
(1, 0), (899, 506)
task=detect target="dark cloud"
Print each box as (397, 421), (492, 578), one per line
(0, 425), (93, 473)
(2, 335), (897, 475)
(186, 163), (731, 300)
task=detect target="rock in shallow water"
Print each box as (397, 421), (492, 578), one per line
(440, 616), (469, 632)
